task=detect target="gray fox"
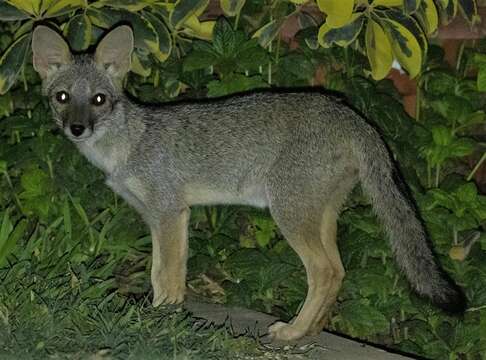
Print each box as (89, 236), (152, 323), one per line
(32, 25), (466, 341)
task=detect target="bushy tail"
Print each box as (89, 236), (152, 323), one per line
(355, 126), (466, 313)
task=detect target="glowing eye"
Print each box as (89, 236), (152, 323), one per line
(55, 91), (69, 104)
(93, 93), (106, 106)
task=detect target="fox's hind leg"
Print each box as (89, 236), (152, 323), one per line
(265, 154), (357, 341)
(307, 206), (344, 335)
(266, 185), (347, 341)
(267, 201), (344, 341)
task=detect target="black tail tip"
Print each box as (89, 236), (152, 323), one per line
(434, 285), (467, 315)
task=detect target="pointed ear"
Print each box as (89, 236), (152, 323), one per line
(95, 25), (134, 79)
(32, 25), (72, 79)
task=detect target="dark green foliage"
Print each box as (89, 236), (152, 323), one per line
(0, 8), (485, 360)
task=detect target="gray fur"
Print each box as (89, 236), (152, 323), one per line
(32, 25), (465, 340)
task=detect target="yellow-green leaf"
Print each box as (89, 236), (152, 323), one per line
(87, 7), (121, 28)
(131, 51), (151, 77)
(92, 0), (151, 11)
(380, 18), (422, 78)
(220, 0), (246, 17)
(366, 19), (393, 80)
(7, 0), (40, 15)
(421, 0), (439, 34)
(290, 0), (308, 3)
(44, 0), (83, 18)
(182, 15), (215, 40)
(377, 9), (427, 54)
(64, 13), (92, 51)
(143, 12), (172, 61)
(170, 0), (209, 29)
(316, 0), (354, 28)
(0, 33), (31, 94)
(318, 13), (364, 48)
(252, 19), (285, 48)
(372, 0), (403, 6)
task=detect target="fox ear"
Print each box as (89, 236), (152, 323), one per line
(95, 25), (134, 79)
(32, 26), (72, 79)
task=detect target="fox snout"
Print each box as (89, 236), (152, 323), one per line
(62, 102), (93, 140)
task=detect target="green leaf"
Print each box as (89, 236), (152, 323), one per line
(6, 0), (40, 15)
(430, 95), (472, 122)
(235, 39), (268, 71)
(425, 70), (456, 94)
(458, 0), (478, 23)
(432, 126), (453, 146)
(207, 73), (268, 97)
(339, 299), (389, 337)
(143, 12), (172, 62)
(130, 49), (151, 77)
(0, 33), (31, 95)
(44, 0), (83, 18)
(170, 0), (209, 29)
(65, 13), (92, 51)
(213, 17), (239, 56)
(183, 45), (219, 71)
(404, 0), (422, 14)
(220, 0), (246, 17)
(0, 218), (27, 267)
(448, 138), (475, 157)
(252, 18), (285, 48)
(87, 9), (159, 55)
(0, 1), (30, 21)
(87, 7), (122, 29)
(455, 183), (477, 203)
(20, 168), (50, 198)
(477, 67), (486, 92)
(129, 12), (160, 54)
(318, 13), (364, 48)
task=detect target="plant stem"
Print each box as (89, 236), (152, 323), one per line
(456, 41), (466, 73)
(415, 76), (421, 121)
(466, 152), (486, 181)
(268, 35), (272, 85)
(435, 164), (441, 187)
(234, 11), (241, 30)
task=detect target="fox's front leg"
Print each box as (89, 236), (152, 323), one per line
(150, 208), (190, 306)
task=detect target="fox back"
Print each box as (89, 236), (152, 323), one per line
(32, 25), (466, 341)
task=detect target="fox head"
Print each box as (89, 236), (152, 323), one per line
(31, 25), (134, 141)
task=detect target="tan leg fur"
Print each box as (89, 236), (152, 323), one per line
(269, 206), (345, 341)
(151, 208), (190, 306)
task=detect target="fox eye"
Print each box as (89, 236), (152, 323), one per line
(92, 93), (106, 106)
(55, 91), (69, 104)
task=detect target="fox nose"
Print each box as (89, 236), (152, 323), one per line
(70, 124), (86, 137)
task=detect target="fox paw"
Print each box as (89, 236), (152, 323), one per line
(268, 321), (306, 341)
(152, 285), (185, 306)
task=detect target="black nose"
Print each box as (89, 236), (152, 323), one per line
(70, 124), (85, 137)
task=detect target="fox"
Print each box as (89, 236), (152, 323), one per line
(31, 24), (466, 341)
